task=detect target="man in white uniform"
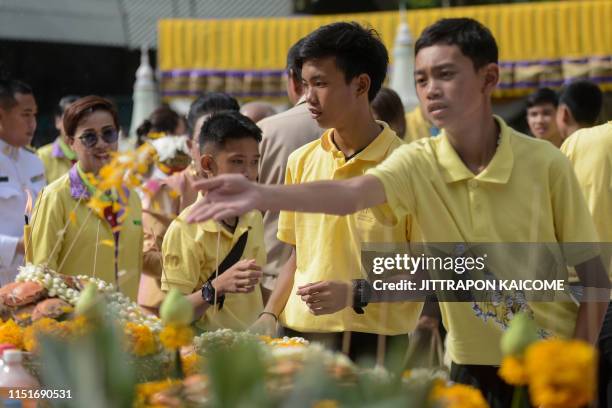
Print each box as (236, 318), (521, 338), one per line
(0, 80), (45, 285)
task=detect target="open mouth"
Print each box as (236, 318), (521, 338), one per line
(93, 152), (111, 161)
(428, 103), (448, 116)
(308, 108), (322, 119)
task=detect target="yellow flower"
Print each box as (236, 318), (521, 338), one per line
(0, 319), (24, 349)
(159, 324), (194, 350)
(68, 315), (91, 337)
(23, 318), (71, 352)
(124, 322), (158, 357)
(524, 339), (596, 408)
(312, 400), (339, 408)
(181, 353), (203, 376)
(431, 383), (489, 408)
(498, 355), (528, 386)
(134, 379), (181, 408)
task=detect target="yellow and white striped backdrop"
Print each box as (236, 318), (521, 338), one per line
(158, 0), (612, 101)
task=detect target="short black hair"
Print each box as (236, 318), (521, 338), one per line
(0, 79), (33, 110)
(415, 18), (498, 70)
(199, 110), (262, 152)
(526, 88), (558, 109)
(55, 95), (80, 118)
(296, 22), (388, 101)
(286, 38), (305, 82)
(187, 92), (240, 131)
(559, 80), (603, 126)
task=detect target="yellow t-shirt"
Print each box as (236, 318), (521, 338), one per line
(278, 122), (423, 335)
(161, 204), (265, 332)
(31, 173), (143, 300)
(561, 121), (612, 289)
(367, 116), (599, 365)
(37, 140), (74, 183)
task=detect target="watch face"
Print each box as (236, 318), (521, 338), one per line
(202, 282), (215, 304)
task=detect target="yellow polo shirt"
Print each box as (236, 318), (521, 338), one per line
(277, 122), (422, 335)
(561, 121), (612, 290)
(367, 116), (599, 365)
(37, 140), (75, 183)
(161, 204), (265, 332)
(31, 173), (143, 300)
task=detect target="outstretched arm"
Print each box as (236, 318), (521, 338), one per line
(187, 174), (386, 223)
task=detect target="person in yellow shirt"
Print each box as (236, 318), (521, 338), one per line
(37, 96), (79, 183)
(248, 22), (421, 365)
(31, 96), (142, 300)
(161, 110), (265, 332)
(138, 93), (241, 314)
(561, 121), (612, 407)
(184, 18), (609, 408)
(556, 80), (603, 141)
(404, 105), (438, 142)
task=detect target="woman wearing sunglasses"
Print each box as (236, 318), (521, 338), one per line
(31, 96), (142, 300)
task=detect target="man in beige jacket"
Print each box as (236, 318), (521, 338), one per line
(257, 39), (323, 300)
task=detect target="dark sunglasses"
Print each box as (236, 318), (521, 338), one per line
(78, 128), (119, 148)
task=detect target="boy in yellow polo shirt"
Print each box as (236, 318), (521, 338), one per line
(185, 18), (610, 407)
(249, 22), (421, 364)
(561, 121), (612, 407)
(161, 111), (265, 332)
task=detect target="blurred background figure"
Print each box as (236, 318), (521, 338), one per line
(37, 95), (80, 182)
(525, 87), (562, 148)
(0, 79), (45, 285)
(371, 87), (407, 139)
(405, 105), (438, 142)
(257, 38), (323, 301)
(240, 101), (277, 123)
(557, 80), (603, 141)
(135, 104), (187, 147)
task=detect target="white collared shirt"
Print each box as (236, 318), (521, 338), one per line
(0, 138), (46, 284)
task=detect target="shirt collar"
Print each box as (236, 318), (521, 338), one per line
(199, 204), (254, 238)
(320, 121), (398, 163)
(52, 137), (77, 161)
(436, 115), (514, 184)
(0, 138), (20, 161)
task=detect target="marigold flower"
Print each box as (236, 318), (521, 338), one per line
(181, 352), (202, 376)
(134, 379), (181, 408)
(524, 339), (596, 408)
(159, 324), (194, 350)
(431, 383), (489, 408)
(498, 355), (528, 386)
(0, 319), (24, 350)
(124, 322), (158, 357)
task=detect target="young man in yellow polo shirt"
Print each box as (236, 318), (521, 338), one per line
(249, 22), (421, 364)
(561, 121), (612, 407)
(161, 111), (265, 332)
(185, 18), (610, 407)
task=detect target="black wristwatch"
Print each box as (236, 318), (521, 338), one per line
(201, 280), (225, 310)
(352, 279), (370, 314)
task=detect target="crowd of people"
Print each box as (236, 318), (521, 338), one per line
(0, 16), (610, 408)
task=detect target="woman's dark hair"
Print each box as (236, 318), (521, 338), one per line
(63, 95), (119, 138)
(296, 22), (389, 101)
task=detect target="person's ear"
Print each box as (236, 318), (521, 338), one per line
(482, 63), (499, 94)
(355, 74), (371, 99)
(200, 154), (216, 178)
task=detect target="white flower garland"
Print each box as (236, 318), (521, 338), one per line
(16, 264), (162, 332)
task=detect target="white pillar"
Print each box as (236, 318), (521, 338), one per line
(124, 46), (160, 151)
(389, 5), (419, 112)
